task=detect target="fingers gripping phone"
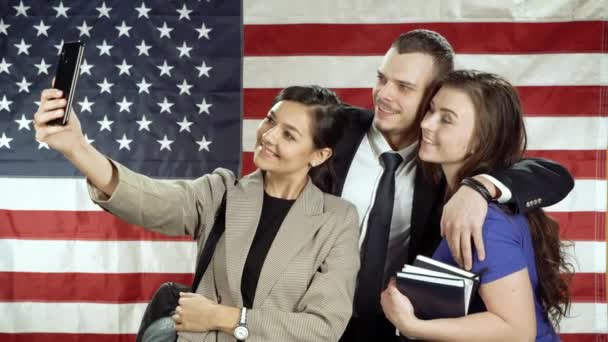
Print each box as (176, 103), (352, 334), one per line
(48, 41), (85, 126)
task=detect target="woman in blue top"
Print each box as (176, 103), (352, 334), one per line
(380, 70), (572, 341)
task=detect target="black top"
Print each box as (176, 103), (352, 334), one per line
(241, 192), (295, 308)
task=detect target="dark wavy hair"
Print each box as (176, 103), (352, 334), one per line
(419, 70), (572, 327)
(272, 85), (346, 193)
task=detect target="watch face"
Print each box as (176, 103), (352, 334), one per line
(234, 326), (249, 340)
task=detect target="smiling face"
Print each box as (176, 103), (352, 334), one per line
(418, 86), (477, 182)
(372, 48), (437, 150)
(253, 100), (330, 181)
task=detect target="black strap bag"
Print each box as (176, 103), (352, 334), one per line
(136, 193), (227, 342)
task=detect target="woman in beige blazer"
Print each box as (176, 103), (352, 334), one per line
(33, 85), (360, 342)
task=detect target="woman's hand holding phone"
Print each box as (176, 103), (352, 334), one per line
(34, 88), (86, 157)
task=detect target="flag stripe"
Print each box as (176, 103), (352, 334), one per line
(242, 150), (607, 180)
(2, 301), (602, 334)
(243, 54), (608, 88)
(1, 179), (605, 213)
(244, 87), (608, 118)
(245, 22), (606, 55)
(1, 239), (603, 274)
(244, 117), (608, 151)
(0, 271), (601, 304)
(243, 0), (608, 24)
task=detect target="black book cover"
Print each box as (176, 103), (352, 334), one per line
(395, 273), (466, 320)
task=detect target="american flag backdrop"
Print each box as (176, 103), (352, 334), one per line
(0, 0), (607, 341)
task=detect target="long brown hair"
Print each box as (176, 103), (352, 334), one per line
(419, 70), (572, 327)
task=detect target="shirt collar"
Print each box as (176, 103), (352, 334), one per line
(368, 123), (418, 162)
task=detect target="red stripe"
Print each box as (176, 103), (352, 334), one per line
(0, 272), (193, 302)
(0, 271), (602, 303)
(244, 87), (606, 119)
(242, 150), (606, 181)
(245, 22), (605, 55)
(1, 334), (603, 342)
(561, 335), (608, 342)
(0, 210), (190, 241)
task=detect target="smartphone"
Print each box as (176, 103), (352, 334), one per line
(48, 41), (85, 126)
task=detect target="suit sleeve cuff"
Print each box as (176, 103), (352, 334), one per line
(478, 174), (512, 203)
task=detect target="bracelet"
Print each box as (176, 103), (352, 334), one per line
(460, 177), (492, 202)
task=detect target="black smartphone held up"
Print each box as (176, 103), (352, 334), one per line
(48, 41), (85, 126)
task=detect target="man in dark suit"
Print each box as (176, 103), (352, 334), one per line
(335, 30), (573, 341)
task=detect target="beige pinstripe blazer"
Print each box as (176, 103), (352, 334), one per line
(88, 161), (360, 342)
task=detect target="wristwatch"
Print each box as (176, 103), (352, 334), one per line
(233, 307), (249, 340)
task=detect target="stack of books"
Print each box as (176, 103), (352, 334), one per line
(396, 255), (480, 320)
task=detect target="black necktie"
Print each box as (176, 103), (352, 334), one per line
(355, 152), (403, 316)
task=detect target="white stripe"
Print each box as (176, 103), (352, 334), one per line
(0, 239), (602, 274)
(243, 117), (607, 152)
(525, 117), (608, 150)
(546, 179), (607, 213)
(0, 239), (196, 273)
(0, 301), (604, 333)
(1, 178), (604, 214)
(244, 0), (608, 23)
(244, 54), (607, 88)
(560, 302), (608, 334)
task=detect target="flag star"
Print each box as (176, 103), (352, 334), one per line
(33, 20), (51, 37)
(53, 1), (70, 18)
(96, 2), (112, 18)
(0, 19), (10, 35)
(78, 97), (94, 112)
(97, 115), (114, 132)
(80, 59), (94, 75)
(0, 133), (13, 149)
(37, 140), (50, 149)
(136, 40), (151, 56)
(14, 39), (31, 55)
(13, 1), (30, 17)
(117, 97), (133, 112)
(157, 135), (174, 151)
(0, 58), (12, 74)
(135, 2), (151, 18)
(176, 41), (192, 58)
(196, 98), (212, 115)
(16, 77), (32, 93)
(96, 40), (113, 56)
(54, 40), (64, 55)
(196, 22), (212, 40)
(157, 60), (174, 77)
(176, 116), (194, 132)
(115, 59), (133, 76)
(0, 95), (13, 112)
(157, 22), (173, 39)
(116, 134), (133, 150)
(34, 58), (51, 75)
(15, 114), (32, 131)
(176, 4), (192, 21)
(157, 97), (174, 114)
(196, 135), (212, 151)
(196, 61), (212, 78)
(136, 115), (152, 131)
(115, 21), (132, 37)
(136, 77), (152, 94)
(76, 20), (92, 37)
(177, 79), (193, 95)
(84, 134), (95, 144)
(97, 78), (114, 94)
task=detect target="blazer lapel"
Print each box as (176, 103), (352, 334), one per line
(252, 179), (326, 305)
(224, 170), (264, 306)
(408, 166), (443, 263)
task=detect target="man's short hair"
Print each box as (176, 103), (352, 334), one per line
(391, 29), (455, 81)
